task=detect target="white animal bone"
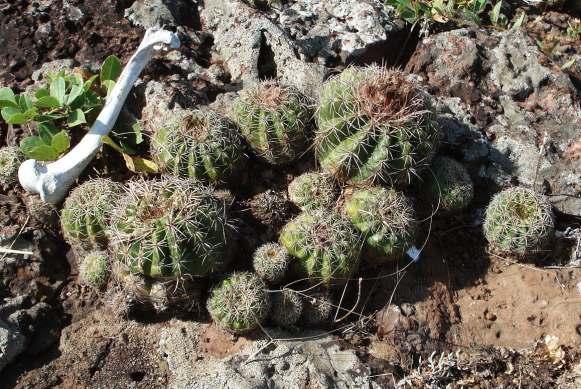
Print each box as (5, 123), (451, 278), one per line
(18, 27), (180, 204)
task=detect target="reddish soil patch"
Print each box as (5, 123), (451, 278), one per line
(199, 323), (254, 359)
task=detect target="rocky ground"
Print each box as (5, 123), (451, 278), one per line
(0, 0), (580, 388)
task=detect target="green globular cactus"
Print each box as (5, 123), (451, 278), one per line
(301, 289), (333, 324)
(344, 187), (416, 263)
(234, 81), (312, 165)
(108, 176), (231, 279)
(426, 156), (474, 212)
(79, 251), (109, 288)
(207, 272), (271, 333)
(61, 178), (122, 250)
(253, 242), (290, 284)
(287, 172), (337, 211)
(484, 187), (555, 256)
(270, 289), (303, 327)
(279, 210), (361, 284)
(151, 110), (246, 184)
(315, 66), (439, 185)
(0, 146), (23, 184)
(113, 264), (202, 314)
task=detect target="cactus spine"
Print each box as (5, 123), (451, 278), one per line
(301, 289), (333, 324)
(207, 272), (271, 333)
(79, 251), (109, 288)
(484, 187), (554, 256)
(270, 289), (304, 327)
(287, 172), (337, 211)
(234, 81), (312, 165)
(108, 176), (230, 279)
(344, 187), (416, 263)
(61, 178), (122, 250)
(315, 66), (439, 185)
(426, 156), (473, 212)
(279, 210), (361, 284)
(151, 109), (246, 183)
(253, 243), (290, 285)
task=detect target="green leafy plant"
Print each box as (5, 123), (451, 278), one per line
(386, 0), (488, 27)
(0, 56), (126, 162)
(207, 272), (271, 333)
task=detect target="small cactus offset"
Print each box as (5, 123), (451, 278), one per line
(79, 251), (109, 288)
(61, 178), (122, 250)
(270, 289), (303, 327)
(207, 272), (271, 333)
(234, 81), (312, 165)
(315, 66), (439, 185)
(426, 156), (474, 212)
(287, 172), (337, 211)
(301, 289), (333, 324)
(484, 187), (555, 256)
(113, 265), (202, 314)
(151, 109), (246, 184)
(253, 242), (290, 284)
(0, 146), (23, 184)
(279, 209), (361, 284)
(108, 176), (231, 279)
(344, 187), (416, 263)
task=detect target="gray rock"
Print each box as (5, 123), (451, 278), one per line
(201, 0), (327, 97)
(408, 28), (581, 215)
(30, 59), (75, 83)
(0, 318), (26, 373)
(276, 0), (402, 65)
(159, 322), (382, 389)
(125, 0), (193, 28)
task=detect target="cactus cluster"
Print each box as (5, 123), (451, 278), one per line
(108, 176), (230, 279)
(315, 66), (439, 185)
(79, 251), (109, 288)
(344, 187), (416, 263)
(279, 210), (361, 284)
(234, 81), (312, 165)
(253, 242), (290, 284)
(61, 178), (122, 250)
(0, 146), (23, 184)
(484, 187), (555, 256)
(151, 109), (246, 184)
(287, 172), (337, 211)
(113, 265), (202, 313)
(270, 289), (304, 327)
(301, 289), (333, 324)
(207, 272), (271, 333)
(426, 156), (473, 212)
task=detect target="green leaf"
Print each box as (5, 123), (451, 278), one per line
(123, 154), (159, 174)
(37, 122), (59, 143)
(490, 1), (502, 25)
(51, 130), (71, 154)
(0, 87), (18, 108)
(102, 79), (116, 97)
(511, 12), (525, 29)
(20, 137), (59, 161)
(17, 95), (33, 111)
(561, 58), (576, 70)
(132, 121), (144, 145)
(1, 106), (27, 124)
(35, 88), (50, 99)
(35, 96), (61, 109)
(66, 84), (84, 105)
(67, 109), (86, 127)
(83, 75), (99, 92)
(50, 76), (66, 105)
(100, 55), (122, 84)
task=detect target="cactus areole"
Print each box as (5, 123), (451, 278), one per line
(315, 67), (439, 185)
